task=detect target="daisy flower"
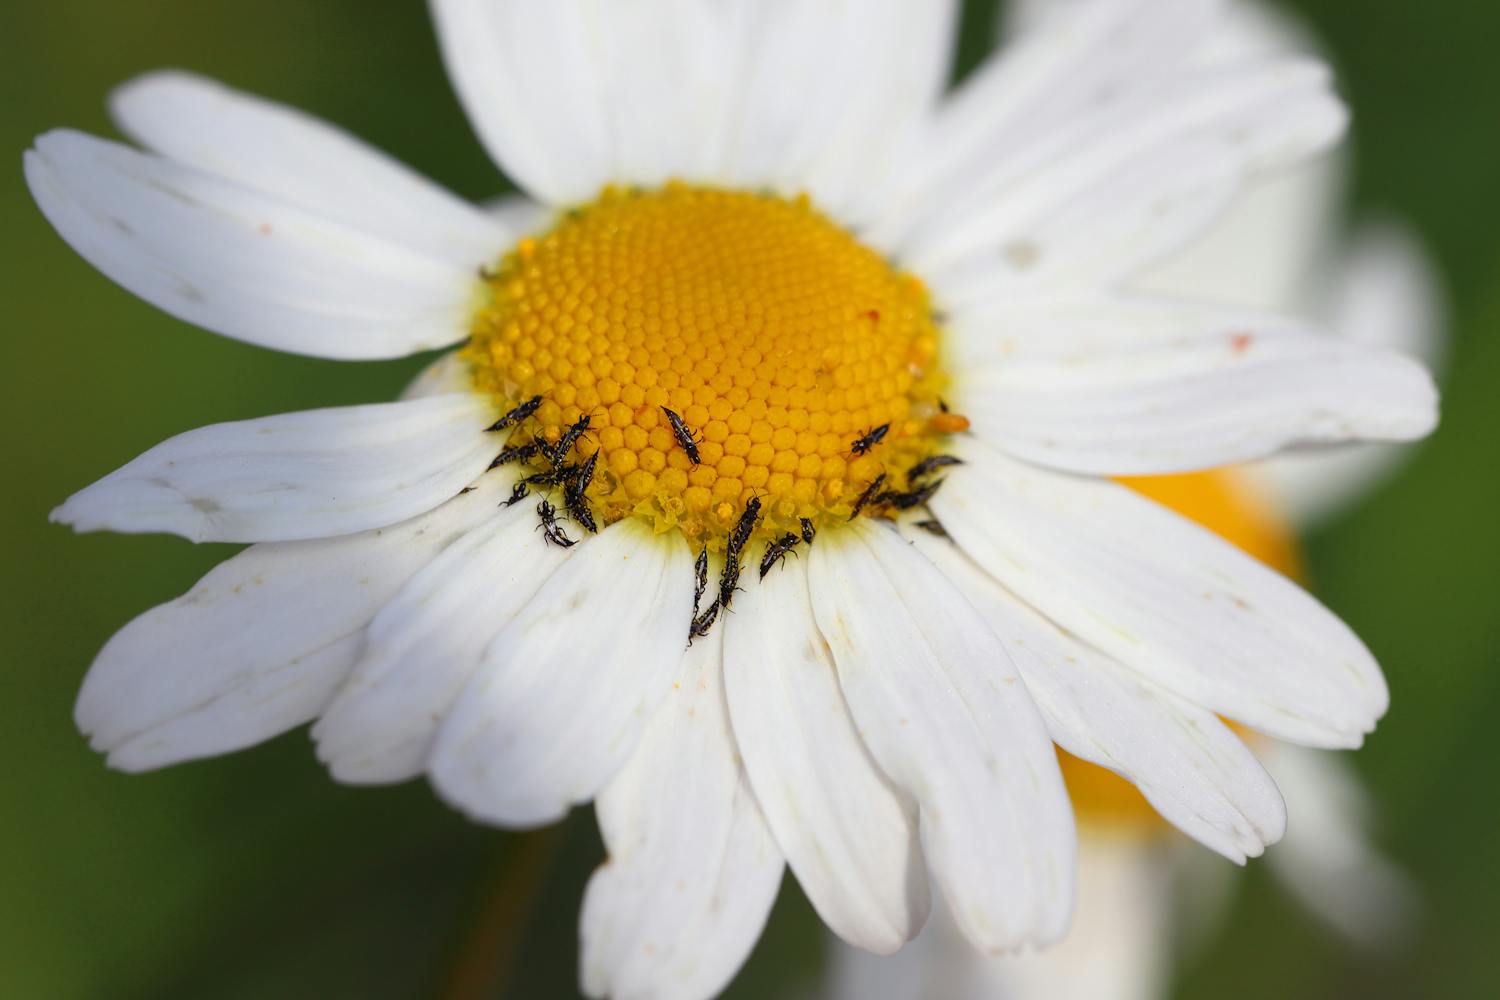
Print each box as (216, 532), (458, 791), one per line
(822, 3), (1438, 998)
(27, 1), (1437, 998)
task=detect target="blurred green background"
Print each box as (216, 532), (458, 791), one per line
(2, 1), (1496, 997)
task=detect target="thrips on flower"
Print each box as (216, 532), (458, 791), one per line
(564, 451), (600, 534)
(484, 392), (543, 433)
(758, 533), (802, 580)
(661, 406), (703, 466)
(535, 499), (575, 549)
(848, 474), (888, 521)
(850, 423), (891, 457)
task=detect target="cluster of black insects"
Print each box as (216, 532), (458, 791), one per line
(687, 500), (823, 643)
(685, 422), (963, 643)
(846, 447), (964, 520)
(482, 394), (601, 548)
(481, 398), (962, 641)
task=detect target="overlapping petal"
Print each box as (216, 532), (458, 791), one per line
(932, 443), (1389, 748)
(882, 0), (1345, 300)
(951, 297), (1438, 475)
(724, 560), (930, 954)
(110, 70), (509, 268)
(873, 0), (1216, 247)
(581, 630), (784, 1000)
(25, 130), (481, 359)
(906, 527), (1285, 862)
(808, 522), (1076, 952)
(429, 0), (958, 218)
(429, 0), (616, 204)
(911, 58), (1344, 299)
(313, 493), (573, 783)
(429, 520), (693, 827)
(709, 0), (959, 222)
(76, 474), (516, 771)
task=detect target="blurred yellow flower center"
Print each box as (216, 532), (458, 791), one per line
(464, 182), (959, 549)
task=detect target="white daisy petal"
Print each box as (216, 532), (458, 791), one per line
(1255, 222), (1447, 529)
(52, 394), (497, 544)
(77, 473), (516, 771)
(727, 0), (960, 222)
(429, 0), (613, 204)
(571, 0), (728, 187)
(808, 521), (1076, 953)
(581, 629), (784, 1000)
(707, 1), (871, 190)
(24, 130), (480, 360)
(872, 0), (1216, 248)
(429, 520), (693, 827)
(495, 0), (959, 212)
(933, 443), (1389, 748)
(1133, 109), (1342, 311)
(110, 70), (509, 268)
(924, 136), (1243, 307)
(723, 559), (930, 954)
(313, 494), (572, 784)
(953, 298), (1439, 475)
(904, 526), (1285, 863)
(1010, 0), (1327, 67)
(908, 59), (1345, 296)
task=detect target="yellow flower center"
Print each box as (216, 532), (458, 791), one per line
(463, 182), (959, 550)
(1063, 468), (1300, 832)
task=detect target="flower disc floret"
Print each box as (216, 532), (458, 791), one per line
(465, 182), (960, 549)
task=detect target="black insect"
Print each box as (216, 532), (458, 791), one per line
(907, 454), (963, 481)
(522, 465), (575, 489)
(759, 533), (801, 579)
(564, 492), (597, 533)
(661, 406), (702, 465)
(563, 453), (599, 533)
(692, 546), (710, 613)
(728, 497), (763, 557)
(877, 479), (943, 511)
(799, 517), (816, 546)
(913, 518), (948, 538)
(536, 500), (576, 547)
(688, 599), (721, 643)
(848, 473), (888, 520)
(938, 398), (951, 413)
(502, 482), (529, 507)
(542, 414), (594, 465)
(572, 451), (599, 494)
(486, 395), (543, 433)
(850, 423), (890, 456)
(489, 441), (540, 470)
(718, 548), (745, 611)
(459, 486), (476, 495)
